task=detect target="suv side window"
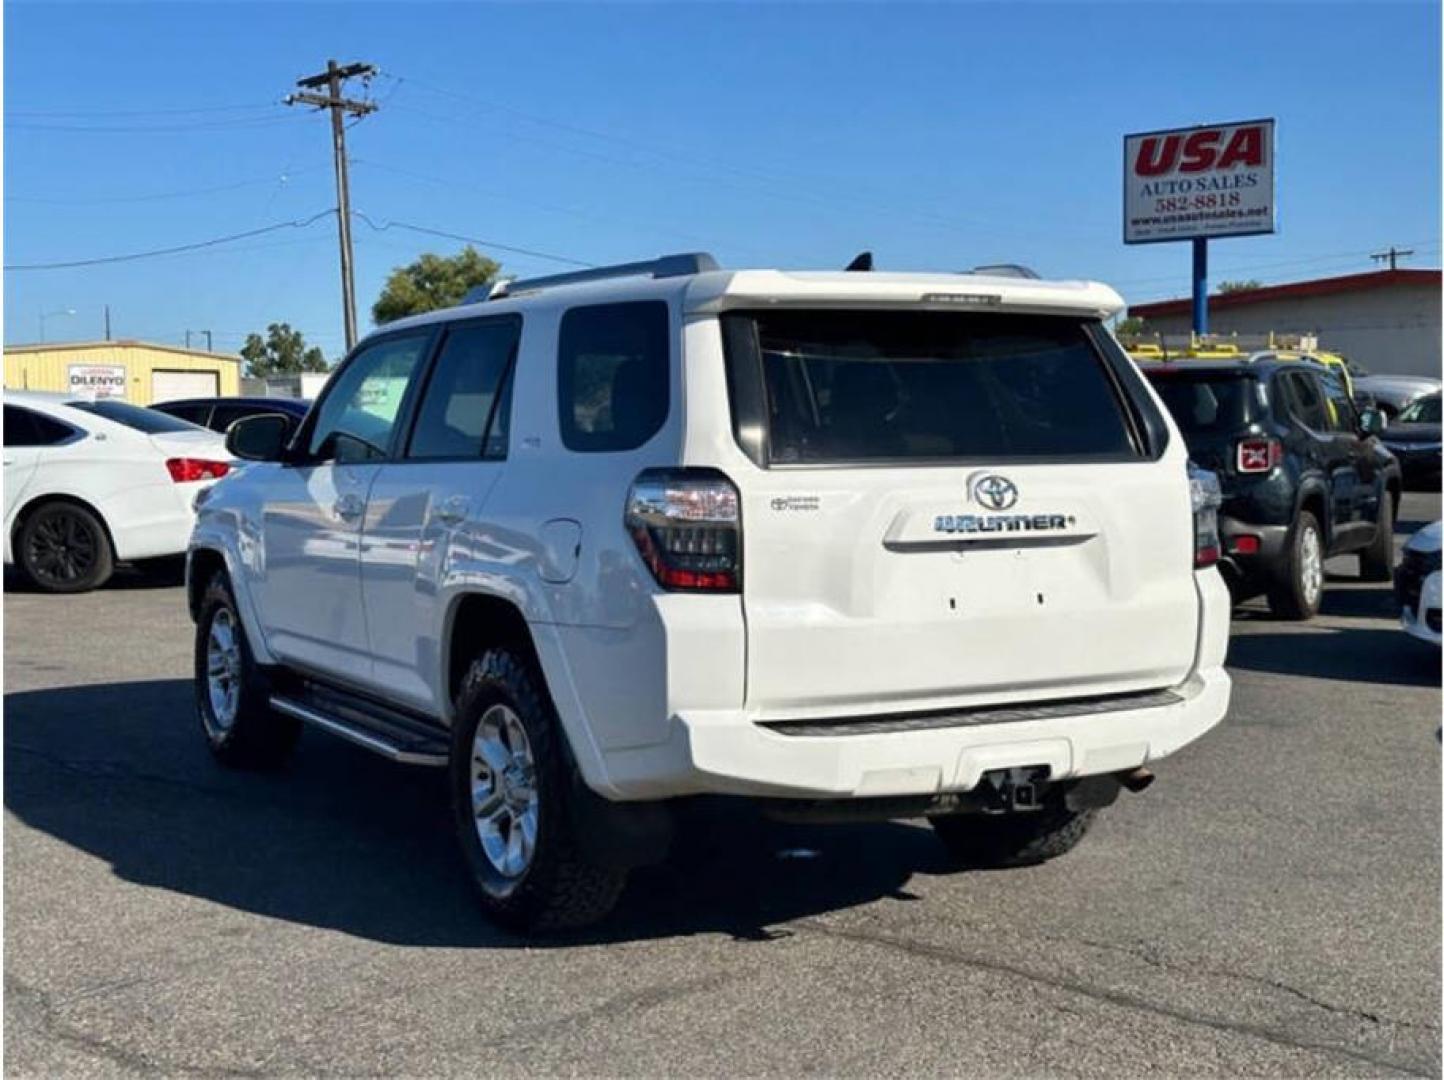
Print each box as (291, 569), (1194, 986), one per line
(210, 404), (262, 432)
(558, 301), (669, 452)
(306, 333), (430, 462)
(1281, 371), (1330, 432)
(4, 405), (74, 447)
(1316, 368), (1356, 433)
(407, 318), (519, 460)
(163, 403), (213, 427)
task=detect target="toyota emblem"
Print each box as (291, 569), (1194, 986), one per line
(971, 474), (1019, 511)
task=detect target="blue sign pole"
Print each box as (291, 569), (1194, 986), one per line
(1192, 237), (1208, 335)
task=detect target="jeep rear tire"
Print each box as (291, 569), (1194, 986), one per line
(1358, 494), (1395, 583)
(195, 573), (299, 769)
(1267, 510), (1324, 620)
(449, 648), (626, 933)
(930, 804), (1096, 868)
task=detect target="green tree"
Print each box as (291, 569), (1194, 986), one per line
(1114, 315), (1147, 337)
(1217, 279), (1262, 294)
(239, 322), (328, 377)
(372, 246), (501, 325)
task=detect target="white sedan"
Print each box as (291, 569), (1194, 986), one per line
(1397, 521), (1441, 646)
(4, 391), (234, 592)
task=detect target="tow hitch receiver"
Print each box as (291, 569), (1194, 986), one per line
(979, 766), (1050, 813)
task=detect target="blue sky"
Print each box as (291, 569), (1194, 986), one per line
(5, 1), (1440, 357)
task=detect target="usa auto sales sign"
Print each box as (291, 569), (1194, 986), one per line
(1123, 119), (1275, 244)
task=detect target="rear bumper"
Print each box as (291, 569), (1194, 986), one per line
(596, 569), (1233, 801)
(600, 666), (1230, 799)
(1216, 516), (1289, 590)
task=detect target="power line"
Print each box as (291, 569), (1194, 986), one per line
(1112, 241), (1440, 291)
(350, 157), (719, 250)
(349, 212), (593, 268)
(5, 168), (319, 206)
(388, 79), (1113, 246)
(3, 210), (336, 271)
(6, 102), (281, 118)
(5, 114), (300, 134)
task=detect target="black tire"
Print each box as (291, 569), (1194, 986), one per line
(17, 501), (114, 593)
(450, 649), (626, 933)
(1267, 510), (1324, 621)
(194, 573), (299, 769)
(931, 804), (1096, 868)
(1359, 493), (1395, 583)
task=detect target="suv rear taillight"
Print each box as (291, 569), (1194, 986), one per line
(166, 458), (231, 483)
(625, 468), (740, 592)
(1189, 463), (1223, 569)
(1235, 437), (1282, 474)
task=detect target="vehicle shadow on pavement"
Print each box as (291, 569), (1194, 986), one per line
(1227, 583), (1440, 688)
(4, 679), (946, 948)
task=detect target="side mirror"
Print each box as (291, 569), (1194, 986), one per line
(225, 413), (296, 462)
(1358, 407), (1388, 436)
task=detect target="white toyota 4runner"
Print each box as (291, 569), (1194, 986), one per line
(188, 254), (1231, 931)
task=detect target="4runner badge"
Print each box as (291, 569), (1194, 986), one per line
(971, 474), (1019, 510)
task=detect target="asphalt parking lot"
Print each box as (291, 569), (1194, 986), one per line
(4, 492), (1440, 1077)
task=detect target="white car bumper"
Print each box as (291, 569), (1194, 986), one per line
(600, 665), (1230, 799)
(1401, 571), (1442, 646)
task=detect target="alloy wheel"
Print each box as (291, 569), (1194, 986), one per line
(471, 704), (539, 879)
(205, 608), (243, 731)
(1300, 524), (1324, 607)
(25, 511), (98, 587)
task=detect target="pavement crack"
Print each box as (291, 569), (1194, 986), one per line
(1070, 934), (1431, 1031)
(793, 919), (1434, 1077)
(478, 971), (738, 1051)
(6, 974), (267, 1079)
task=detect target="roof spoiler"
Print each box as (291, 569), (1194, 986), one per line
(463, 252), (720, 304)
(968, 263), (1040, 279)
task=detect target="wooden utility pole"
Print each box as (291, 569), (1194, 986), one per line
(1370, 246), (1414, 271)
(285, 60), (377, 351)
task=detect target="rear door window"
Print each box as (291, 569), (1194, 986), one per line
(160, 403), (214, 427)
(210, 404), (264, 432)
(1280, 371), (1330, 432)
(407, 318), (519, 460)
(1316, 369), (1356, 433)
(722, 310), (1139, 464)
(557, 301), (669, 452)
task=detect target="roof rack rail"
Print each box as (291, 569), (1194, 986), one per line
(465, 252), (720, 304)
(969, 263), (1040, 279)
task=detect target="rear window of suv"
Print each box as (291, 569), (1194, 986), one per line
(1145, 371), (1260, 435)
(720, 309), (1141, 465)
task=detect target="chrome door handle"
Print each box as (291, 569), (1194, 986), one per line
(333, 494), (364, 522)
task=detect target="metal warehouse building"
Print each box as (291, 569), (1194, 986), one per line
(1128, 268), (1442, 378)
(2, 340), (242, 404)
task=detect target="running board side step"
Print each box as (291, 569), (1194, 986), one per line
(269, 695), (449, 766)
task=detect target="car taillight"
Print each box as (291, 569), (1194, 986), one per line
(166, 458), (231, 483)
(625, 468), (741, 592)
(1236, 437), (1282, 474)
(1189, 463), (1223, 569)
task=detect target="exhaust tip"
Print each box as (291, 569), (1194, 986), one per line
(1117, 766), (1155, 794)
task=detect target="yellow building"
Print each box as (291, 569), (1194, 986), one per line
(3, 339), (242, 405)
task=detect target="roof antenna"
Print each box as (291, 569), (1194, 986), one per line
(844, 251), (873, 272)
